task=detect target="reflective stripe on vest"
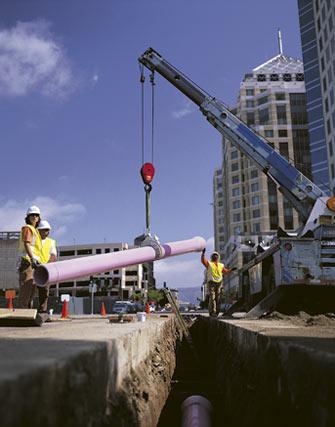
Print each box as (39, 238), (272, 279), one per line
(207, 261), (224, 283)
(18, 224), (42, 262)
(39, 237), (55, 264)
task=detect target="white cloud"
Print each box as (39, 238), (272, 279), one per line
(0, 196), (86, 232)
(172, 101), (195, 119)
(92, 74), (99, 85)
(0, 20), (75, 98)
(54, 225), (67, 237)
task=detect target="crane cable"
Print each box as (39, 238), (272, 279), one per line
(150, 71), (155, 164)
(139, 64), (145, 165)
(139, 65), (156, 165)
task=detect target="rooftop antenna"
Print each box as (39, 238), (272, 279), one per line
(277, 28), (283, 55)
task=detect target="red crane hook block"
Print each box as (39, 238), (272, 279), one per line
(140, 163), (155, 185)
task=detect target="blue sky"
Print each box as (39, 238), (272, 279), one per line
(0, 0), (302, 287)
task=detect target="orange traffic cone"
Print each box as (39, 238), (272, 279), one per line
(100, 302), (106, 316)
(7, 296), (13, 310)
(61, 300), (69, 319)
(145, 302), (150, 315)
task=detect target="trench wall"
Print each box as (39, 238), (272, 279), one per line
(192, 317), (335, 427)
(0, 316), (179, 427)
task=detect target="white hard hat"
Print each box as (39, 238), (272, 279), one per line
(38, 220), (51, 230)
(26, 205), (41, 216)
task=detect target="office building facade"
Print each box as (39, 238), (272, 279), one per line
(213, 51), (312, 297)
(298, 0), (334, 192)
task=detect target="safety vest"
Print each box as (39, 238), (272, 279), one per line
(18, 224), (42, 262)
(39, 237), (56, 264)
(207, 261), (224, 283)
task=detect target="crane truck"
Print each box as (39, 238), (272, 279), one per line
(138, 48), (335, 317)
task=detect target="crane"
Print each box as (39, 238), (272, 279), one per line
(138, 48), (335, 317)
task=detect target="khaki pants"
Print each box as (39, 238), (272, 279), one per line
(208, 280), (222, 316)
(18, 259), (36, 309)
(38, 286), (49, 312)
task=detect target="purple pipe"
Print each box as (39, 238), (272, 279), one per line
(34, 236), (206, 287)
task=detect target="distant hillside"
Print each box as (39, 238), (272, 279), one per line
(177, 286), (202, 305)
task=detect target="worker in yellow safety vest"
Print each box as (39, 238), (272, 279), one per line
(17, 205), (42, 308)
(37, 220), (57, 313)
(201, 249), (232, 317)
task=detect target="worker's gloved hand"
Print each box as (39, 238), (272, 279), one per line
(201, 248), (206, 255)
(230, 267), (237, 271)
(31, 259), (41, 269)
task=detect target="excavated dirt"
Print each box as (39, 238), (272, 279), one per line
(262, 310), (335, 327)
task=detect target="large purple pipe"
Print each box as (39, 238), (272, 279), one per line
(34, 236), (206, 287)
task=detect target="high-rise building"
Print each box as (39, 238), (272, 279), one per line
(213, 44), (312, 294)
(213, 168), (225, 256)
(298, 0), (334, 193)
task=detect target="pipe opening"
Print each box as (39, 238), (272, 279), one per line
(34, 266), (50, 287)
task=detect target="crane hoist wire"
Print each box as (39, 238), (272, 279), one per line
(139, 64), (156, 165)
(139, 65), (157, 238)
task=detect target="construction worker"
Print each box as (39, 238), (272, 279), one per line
(17, 205), (42, 308)
(37, 220), (57, 313)
(201, 249), (231, 317)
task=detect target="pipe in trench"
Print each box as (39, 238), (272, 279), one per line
(34, 236), (206, 287)
(181, 395), (213, 427)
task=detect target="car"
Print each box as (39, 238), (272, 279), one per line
(112, 301), (136, 314)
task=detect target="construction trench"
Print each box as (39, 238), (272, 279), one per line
(1, 313), (335, 426)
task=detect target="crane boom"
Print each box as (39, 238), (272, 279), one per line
(138, 48), (327, 221)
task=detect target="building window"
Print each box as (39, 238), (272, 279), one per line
(270, 74), (279, 81)
(247, 112), (255, 125)
(231, 150), (238, 159)
(77, 249), (92, 255)
(113, 248), (119, 252)
(113, 270), (119, 274)
(258, 95), (268, 106)
(231, 175), (239, 184)
(278, 130), (288, 137)
(233, 226), (242, 235)
(250, 169), (258, 179)
(252, 223), (261, 233)
(233, 200), (240, 209)
(264, 129), (273, 138)
(252, 209), (261, 218)
(275, 93), (285, 101)
(60, 250), (75, 257)
(329, 140), (333, 157)
(246, 100), (254, 108)
(279, 142), (289, 160)
(105, 248), (110, 253)
(257, 74), (266, 82)
(276, 105), (287, 124)
(327, 119), (332, 135)
(259, 108), (269, 125)
(321, 56), (325, 72)
(251, 195), (260, 205)
(231, 162), (239, 171)
(232, 188), (240, 197)
(96, 249), (101, 254)
(323, 77), (327, 92)
(246, 88), (254, 96)
(251, 182), (259, 192)
(331, 163), (335, 179)
(233, 213), (241, 222)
